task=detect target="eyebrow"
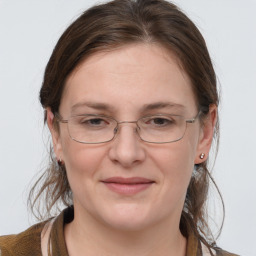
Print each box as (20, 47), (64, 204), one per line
(71, 102), (115, 112)
(141, 102), (185, 112)
(71, 101), (185, 113)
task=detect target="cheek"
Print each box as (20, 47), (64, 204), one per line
(61, 134), (107, 189)
(152, 140), (196, 176)
(150, 135), (198, 193)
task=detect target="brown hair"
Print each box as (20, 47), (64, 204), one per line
(29, 0), (223, 253)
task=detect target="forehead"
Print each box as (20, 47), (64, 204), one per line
(60, 43), (197, 116)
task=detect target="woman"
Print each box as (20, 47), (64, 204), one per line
(0, 0), (238, 255)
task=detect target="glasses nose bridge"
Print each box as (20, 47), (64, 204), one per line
(114, 120), (140, 134)
(117, 120), (138, 125)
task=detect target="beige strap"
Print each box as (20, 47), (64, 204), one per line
(41, 219), (55, 256)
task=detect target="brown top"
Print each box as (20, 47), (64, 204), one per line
(0, 207), (238, 256)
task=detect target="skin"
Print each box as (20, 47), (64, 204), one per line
(47, 43), (217, 256)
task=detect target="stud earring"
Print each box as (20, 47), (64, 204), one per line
(57, 158), (63, 166)
(200, 153), (205, 159)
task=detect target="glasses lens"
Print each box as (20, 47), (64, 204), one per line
(65, 114), (187, 144)
(138, 115), (186, 143)
(67, 115), (116, 143)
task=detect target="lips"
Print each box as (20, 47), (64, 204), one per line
(102, 177), (154, 184)
(101, 177), (155, 195)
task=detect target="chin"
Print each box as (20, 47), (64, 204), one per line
(104, 217), (151, 232)
(98, 203), (156, 232)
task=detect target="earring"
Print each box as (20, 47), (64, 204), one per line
(200, 153), (205, 159)
(57, 158), (63, 166)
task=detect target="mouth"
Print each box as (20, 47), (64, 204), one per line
(101, 177), (155, 195)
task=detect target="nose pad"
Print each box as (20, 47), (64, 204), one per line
(135, 124), (141, 133)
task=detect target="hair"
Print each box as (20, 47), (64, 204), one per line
(29, 0), (223, 254)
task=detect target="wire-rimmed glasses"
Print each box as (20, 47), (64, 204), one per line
(55, 112), (200, 144)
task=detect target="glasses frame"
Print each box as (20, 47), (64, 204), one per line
(55, 111), (201, 144)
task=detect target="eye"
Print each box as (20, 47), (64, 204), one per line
(150, 117), (174, 126)
(142, 115), (176, 127)
(151, 118), (172, 126)
(82, 117), (109, 126)
(73, 115), (111, 129)
(86, 118), (107, 126)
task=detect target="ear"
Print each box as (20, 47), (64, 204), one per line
(46, 108), (63, 161)
(194, 105), (217, 164)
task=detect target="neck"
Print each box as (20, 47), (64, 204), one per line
(64, 207), (187, 256)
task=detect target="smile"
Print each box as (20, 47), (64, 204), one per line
(101, 177), (155, 195)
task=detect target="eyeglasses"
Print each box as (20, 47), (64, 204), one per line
(55, 112), (200, 144)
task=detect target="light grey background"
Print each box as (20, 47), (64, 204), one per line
(0, 1), (255, 255)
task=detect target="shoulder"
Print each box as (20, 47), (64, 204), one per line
(0, 221), (46, 256)
(0, 207), (72, 256)
(215, 248), (240, 256)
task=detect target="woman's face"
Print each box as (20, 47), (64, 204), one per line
(48, 44), (215, 231)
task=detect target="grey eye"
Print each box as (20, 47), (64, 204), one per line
(145, 117), (175, 127)
(151, 118), (172, 126)
(78, 117), (110, 127)
(87, 118), (107, 126)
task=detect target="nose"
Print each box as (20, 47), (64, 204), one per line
(108, 123), (146, 168)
